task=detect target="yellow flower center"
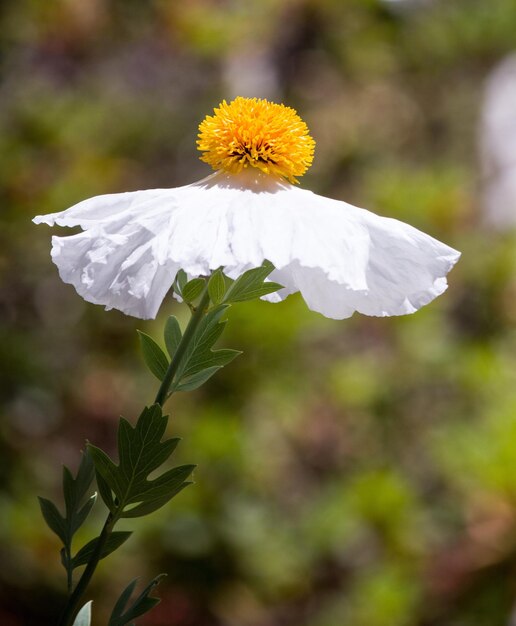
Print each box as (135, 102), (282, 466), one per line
(197, 97), (315, 184)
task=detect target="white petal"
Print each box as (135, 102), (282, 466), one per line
(33, 189), (173, 228)
(49, 214), (179, 319)
(34, 169), (460, 319)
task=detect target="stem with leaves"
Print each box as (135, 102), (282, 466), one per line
(40, 262), (283, 626)
(57, 514), (115, 626)
(154, 286), (211, 406)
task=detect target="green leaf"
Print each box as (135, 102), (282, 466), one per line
(62, 466), (75, 514)
(38, 497), (67, 543)
(228, 281), (284, 302)
(96, 470), (115, 512)
(168, 304), (240, 389)
(126, 464), (195, 504)
(181, 278), (205, 303)
(73, 451), (96, 505)
(206, 348), (241, 366)
(164, 316), (182, 358)
(117, 420), (182, 504)
(71, 493), (97, 535)
(110, 579), (138, 625)
(137, 331), (169, 381)
(182, 348), (241, 379)
(72, 601), (92, 626)
(62, 451), (96, 538)
(222, 261), (283, 303)
(173, 270), (188, 298)
(109, 574), (166, 626)
(208, 270), (226, 304)
(72, 531), (132, 569)
(174, 305), (229, 381)
(40, 450), (97, 589)
(88, 445), (125, 503)
(176, 366), (223, 392)
(121, 482), (191, 518)
(88, 405), (194, 518)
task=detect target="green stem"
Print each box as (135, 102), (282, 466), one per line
(58, 513), (116, 626)
(57, 287), (211, 625)
(65, 546), (73, 595)
(154, 285), (211, 406)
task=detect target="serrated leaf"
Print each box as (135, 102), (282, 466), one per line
(109, 574), (166, 626)
(222, 262), (283, 303)
(222, 262), (273, 298)
(72, 531), (132, 569)
(42, 449), (98, 585)
(181, 348), (241, 379)
(170, 304), (239, 386)
(208, 270), (226, 304)
(72, 601), (92, 626)
(129, 464), (195, 504)
(38, 497), (67, 543)
(118, 419), (181, 498)
(137, 331), (169, 381)
(191, 316), (226, 354)
(179, 321), (226, 378)
(226, 281), (283, 302)
(89, 405), (192, 517)
(176, 366), (222, 391)
(121, 482), (191, 518)
(164, 316), (182, 358)
(173, 305), (229, 381)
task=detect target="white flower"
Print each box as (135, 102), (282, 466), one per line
(34, 97), (460, 320)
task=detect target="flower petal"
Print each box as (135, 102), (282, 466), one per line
(48, 214), (179, 319)
(34, 169), (459, 319)
(162, 171), (460, 318)
(33, 189), (173, 228)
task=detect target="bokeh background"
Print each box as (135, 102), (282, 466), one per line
(2, 0), (516, 624)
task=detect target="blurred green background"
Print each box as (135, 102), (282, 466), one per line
(2, 0), (516, 624)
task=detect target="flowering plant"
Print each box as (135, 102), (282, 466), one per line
(34, 97), (459, 625)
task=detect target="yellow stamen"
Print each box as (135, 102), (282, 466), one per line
(197, 97), (315, 184)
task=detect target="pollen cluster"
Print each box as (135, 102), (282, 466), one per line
(197, 97), (315, 183)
